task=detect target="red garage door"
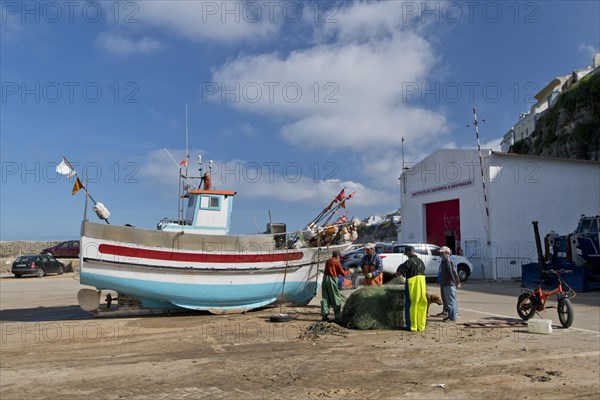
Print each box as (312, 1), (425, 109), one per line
(425, 199), (461, 255)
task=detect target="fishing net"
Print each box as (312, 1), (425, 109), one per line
(384, 276), (406, 285)
(340, 285), (405, 330)
(299, 321), (348, 340)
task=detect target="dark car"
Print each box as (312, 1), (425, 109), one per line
(374, 242), (395, 254)
(12, 254), (65, 278)
(340, 249), (365, 270)
(42, 240), (80, 258)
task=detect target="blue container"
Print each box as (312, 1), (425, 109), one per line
(521, 262), (600, 292)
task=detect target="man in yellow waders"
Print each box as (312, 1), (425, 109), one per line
(395, 246), (427, 331)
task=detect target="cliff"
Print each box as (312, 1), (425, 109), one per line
(356, 210), (400, 243)
(511, 71), (600, 160)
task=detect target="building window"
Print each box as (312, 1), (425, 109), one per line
(464, 239), (480, 259)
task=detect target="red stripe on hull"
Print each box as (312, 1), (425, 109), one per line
(98, 244), (304, 263)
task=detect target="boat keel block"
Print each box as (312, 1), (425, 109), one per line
(78, 289), (101, 312)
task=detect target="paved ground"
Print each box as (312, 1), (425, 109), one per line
(1, 274), (599, 399)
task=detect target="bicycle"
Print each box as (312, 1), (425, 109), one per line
(516, 269), (576, 328)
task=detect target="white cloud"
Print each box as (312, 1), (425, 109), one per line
(209, 1), (448, 154)
(0, 7), (27, 42)
(138, 148), (391, 207)
(96, 32), (162, 56)
(240, 122), (255, 137)
(135, 0), (280, 43)
(130, 1), (453, 207)
(204, 1), (449, 188)
(578, 43), (599, 60)
(480, 137), (502, 152)
(315, 0), (423, 44)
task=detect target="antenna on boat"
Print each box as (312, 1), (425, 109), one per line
(163, 148), (196, 189)
(185, 103), (190, 181)
(268, 210), (274, 235)
(252, 217), (261, 234)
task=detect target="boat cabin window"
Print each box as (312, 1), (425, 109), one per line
(590, 219), (599, 234)
(200, 195), (221, 210)
(186, 196), (197, 220)
(577, 218), (593, 234)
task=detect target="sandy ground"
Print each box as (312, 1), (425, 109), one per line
(1, 274), (599, 399)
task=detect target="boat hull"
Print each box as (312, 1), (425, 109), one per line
(79, 221), (346, 313)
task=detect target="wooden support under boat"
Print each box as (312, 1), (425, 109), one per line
(77, 289), (191, 317)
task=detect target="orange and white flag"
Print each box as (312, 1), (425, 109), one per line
(72, 177), (84, 195)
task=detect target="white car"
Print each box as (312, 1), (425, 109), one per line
(380, 243), (473, 282)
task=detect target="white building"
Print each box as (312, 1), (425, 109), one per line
(500, 128), (515, 153)
(500, 53), (600, 151)
(400, 149), (600, 280)
(513, 111), (535, 143)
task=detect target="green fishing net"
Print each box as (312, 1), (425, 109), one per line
(340, 285), (405, 330)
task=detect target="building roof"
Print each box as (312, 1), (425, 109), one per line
(402, 148), (489, 175)
(188, 190), (238, 196)
(492, 151), (600, 165)
(534, 75), (569, 103)
(403, 149), (599, 179)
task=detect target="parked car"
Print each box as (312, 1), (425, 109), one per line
(42, 240), (80, 258)
(380, 243), (473, 282)
(340, 244), (391, 270)
(342, 244), (364, 253)
(374, 242), (395, 254)
(12, 254), (66, 278)
(340, 249), (365, 270)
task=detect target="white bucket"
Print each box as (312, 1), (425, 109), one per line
(527, 319), (553, 334)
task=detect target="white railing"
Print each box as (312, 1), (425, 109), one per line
(495, 257), (532, 280)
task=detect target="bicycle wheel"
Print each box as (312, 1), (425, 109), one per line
(557, 298), (574, 328)
(517, 293), (536, 320)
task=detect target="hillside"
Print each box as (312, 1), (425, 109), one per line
(510, 71), (600, 160)
(356, 210), (400, 243)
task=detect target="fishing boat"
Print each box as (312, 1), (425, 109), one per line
(74, 156), (357, 316)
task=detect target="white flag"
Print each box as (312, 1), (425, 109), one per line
(56, 157), (76, 178)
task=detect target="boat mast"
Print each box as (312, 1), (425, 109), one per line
(185, 103), (190, 180)
(179, 104), (191, 224)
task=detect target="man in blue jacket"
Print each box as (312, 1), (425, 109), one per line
(439, 246), (461, 322)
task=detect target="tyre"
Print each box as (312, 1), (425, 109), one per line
(36, 268), (45, 278)
(457, 265), (469, 282)
(14, 274), (22, 278)
(57, 266), (64, 275)
(517, 293), (536, 320)
(557, 298), (574, 328)
(270, 313), (293, 323)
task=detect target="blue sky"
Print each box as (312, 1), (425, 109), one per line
(1, 0), (599, 240)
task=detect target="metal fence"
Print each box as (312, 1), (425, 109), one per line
(495, 257), (532, 280)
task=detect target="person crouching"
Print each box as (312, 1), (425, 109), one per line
(361, 243), (384, 286)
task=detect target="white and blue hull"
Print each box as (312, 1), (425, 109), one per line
(79, 221), (342, 314)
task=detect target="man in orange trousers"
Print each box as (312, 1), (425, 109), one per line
(361, 243), (384, 286)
